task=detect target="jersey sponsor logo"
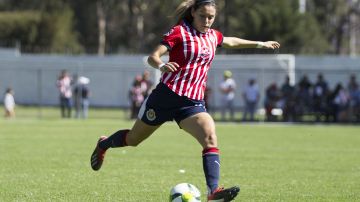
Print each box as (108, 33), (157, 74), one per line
(146, 108), (156, 121)
(200, 46), (210, 59)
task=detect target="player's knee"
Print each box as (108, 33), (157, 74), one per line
(205, 133), (217, 148)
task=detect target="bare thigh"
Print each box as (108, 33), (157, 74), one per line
(179, 112), (217, 149)
(126, 119), (161, 146)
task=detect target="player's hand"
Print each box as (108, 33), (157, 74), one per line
(160, 62), (179, 72)
(263, 41), (280, 49)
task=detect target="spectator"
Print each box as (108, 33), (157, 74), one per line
(129, 75), (145, 119)
(204, 86), (212, 112)
(56, 70), (72, 118)
(296, 75), (312, 121)
(219, 70), (236, 121)
(331, 83), (350, 122)
(4, 87), (15, 118)
(242, 78), (259, 122)
(264, 82), (280, 121)
(74, 76), (90, 119)
(312, 73), (329, 122)
(280, 76), (296, 122)
(347, 74), (359, 122)
(140, 70), (154, 98)
(353, 87), (360, 122)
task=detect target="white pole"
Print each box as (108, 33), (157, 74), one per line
(299, 0), (306, 13)
(350, 13), (357, 57)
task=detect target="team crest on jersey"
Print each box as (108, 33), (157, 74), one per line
(200, 46), (210, 59)
(164, 28), (174, 36)
(209, 36), (215, 43)
(146, 109), (156, 121)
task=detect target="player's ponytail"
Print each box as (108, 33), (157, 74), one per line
(174, 0), (216, 24)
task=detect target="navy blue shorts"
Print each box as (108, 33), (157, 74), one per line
(138, 83), (207, 126)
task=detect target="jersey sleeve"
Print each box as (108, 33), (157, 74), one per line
(160, 25), (182, 51)
(213, 29), (224, 47)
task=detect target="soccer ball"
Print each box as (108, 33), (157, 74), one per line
(169, 183), (201, 202)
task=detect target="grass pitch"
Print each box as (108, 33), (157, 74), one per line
(0, 116), (359, 201)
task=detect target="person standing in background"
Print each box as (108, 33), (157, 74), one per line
(140, 70), (154, 98)
(4, 87), (15, 118)
(129, 75), (145, 119)
(264, 83), (280, 121)
(312, 73), (329, 122)
(280, 76), (296, 122)
(74, 76), (90, 119)
(242, 78), (259, 122)
(219, 70), (236, 121)
(56, 70), (72, 118)
(347, 74), (359, 122)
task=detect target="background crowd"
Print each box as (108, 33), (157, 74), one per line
(263, 74), (360, 123)
(205, 70), (360, 123)
(3, 69), (359, 123)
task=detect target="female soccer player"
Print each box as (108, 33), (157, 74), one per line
(91, 0), (280, 201)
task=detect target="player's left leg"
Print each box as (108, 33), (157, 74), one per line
(179, 112), (239, 201)
(179, 112), (219, 192)
(179, 113), (239, 200)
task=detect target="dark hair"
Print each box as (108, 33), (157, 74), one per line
(6, 88), (12, 94)
(174, 0), (216, 24)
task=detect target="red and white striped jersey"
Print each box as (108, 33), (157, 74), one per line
(160, 20), (223, 100)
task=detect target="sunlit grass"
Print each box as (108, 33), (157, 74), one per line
(0, 114), (359, 201)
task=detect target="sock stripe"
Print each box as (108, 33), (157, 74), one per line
(202, 147), (219, 156)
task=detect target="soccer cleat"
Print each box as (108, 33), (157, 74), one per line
(90, 136), (108, 171)
(207, 186), (240, 202)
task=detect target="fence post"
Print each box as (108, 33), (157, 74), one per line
(37, 68), (42, 119)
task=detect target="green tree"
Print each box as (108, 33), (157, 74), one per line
(0, 11), (41, 47)
(221, 0), (328, 54)
(0, 0), (83, 53)
(308, 0), (358, 54)
(1, 0), (357, 55)
(38, 6), (83, 53)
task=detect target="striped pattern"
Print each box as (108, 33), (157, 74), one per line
(202, 147), (220, 156)
(161, 21), (223, 100)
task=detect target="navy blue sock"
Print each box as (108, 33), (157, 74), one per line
(202, 147), (220, 194)
(98, 129), (129, 150)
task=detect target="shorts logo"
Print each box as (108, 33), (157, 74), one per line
(146, 109), (156, 121)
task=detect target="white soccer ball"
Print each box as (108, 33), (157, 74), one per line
(169, 183), (201, 202)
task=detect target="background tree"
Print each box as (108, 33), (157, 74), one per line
(0, 0), (83, 53)
(0, 0), (359, 55)
(308, 0), (360, 55)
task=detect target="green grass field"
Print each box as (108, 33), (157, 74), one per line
(1, 111), (360, 201)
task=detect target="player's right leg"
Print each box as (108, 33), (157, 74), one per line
(90, 119), (160, 171)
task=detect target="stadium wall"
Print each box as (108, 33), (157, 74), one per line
(0, 51), (359, 110)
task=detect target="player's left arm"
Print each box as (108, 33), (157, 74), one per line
(148, 44), (179, 72)
(222, 37), (280, 49)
